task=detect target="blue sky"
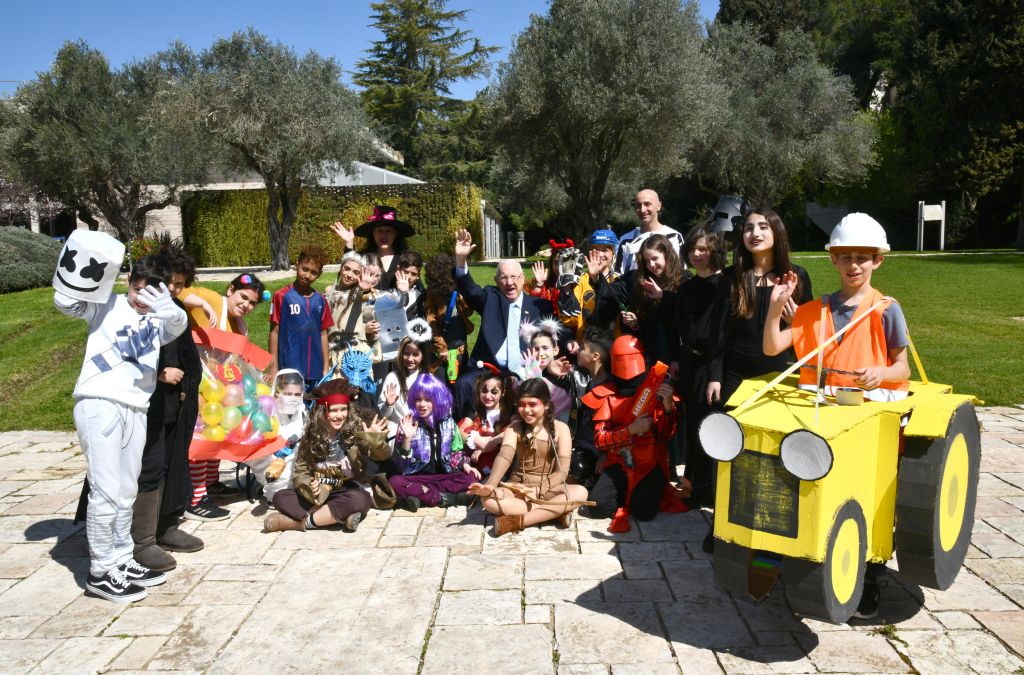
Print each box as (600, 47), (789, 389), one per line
(0, 0), (719, 100)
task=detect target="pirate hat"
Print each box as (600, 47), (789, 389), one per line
(353, 205), (415, 239)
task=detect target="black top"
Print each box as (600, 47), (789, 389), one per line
(709, 265), (813, 385)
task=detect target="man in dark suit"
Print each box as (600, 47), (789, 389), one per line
(452, 228), (553, 418)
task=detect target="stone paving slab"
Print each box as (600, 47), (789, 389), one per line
(0, 405), (1021, 673)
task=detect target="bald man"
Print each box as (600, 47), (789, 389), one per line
(614, 189), (685, 275)
(452, 228), (554, 417)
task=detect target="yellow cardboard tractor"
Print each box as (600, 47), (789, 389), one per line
(698, 341), (980, 624)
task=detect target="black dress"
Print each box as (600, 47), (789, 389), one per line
(673, 273), (724, 502)
(709, 265), (813, 406)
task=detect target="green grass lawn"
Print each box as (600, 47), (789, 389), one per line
(2, 255), (1021, 431)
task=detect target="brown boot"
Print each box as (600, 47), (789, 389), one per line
(263, 513), (306, 533)
(494, 514), (525, 537)
(132, 488), (177, 572)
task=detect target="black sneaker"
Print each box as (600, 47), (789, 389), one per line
(439, 492), (455, 508)
(185, 496), (231, 522)
(853, 574), (882, 620)
(207, 481), (240, 497)
(402, 496), (421, 513)
(86, 568), (148, 603)
(119, 558), (167, 588)
(342, 512), (362, 532)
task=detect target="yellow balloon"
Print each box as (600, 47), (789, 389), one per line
(269, 416), (280, 435)
(255, 383), (271, 397)
(202, 425), (226, 442)
(202, 379), (225, 403)
(200, 401), (224, 426)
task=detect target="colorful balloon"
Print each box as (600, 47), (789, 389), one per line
(242, 374), (257, 396)
(255, 383), (271, 397)
(258, 395), (276, 416)
(226, 417), (254, 443)
(221, 406), (243, 431)
(202, 425), (226, 442)
(223, 384), (245, 407)
(250, 411), (272, 434)
(239, 396), (258, 415)
(200, 401), (224, 426)
(200, 378), (225, 403)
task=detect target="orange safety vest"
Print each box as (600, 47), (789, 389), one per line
(791, 289), (909, 392)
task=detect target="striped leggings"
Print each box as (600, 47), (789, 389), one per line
(189, 459), (221, 505)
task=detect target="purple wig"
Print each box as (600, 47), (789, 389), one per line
(407, 373), (453, 426)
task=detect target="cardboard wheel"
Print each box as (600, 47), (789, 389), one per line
(783, 500), (867, 623)
(895, 402), (980, 590)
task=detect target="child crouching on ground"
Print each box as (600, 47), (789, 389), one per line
(468, 378), (589, 536)
(57, 248), (188, 602)
(263, 380), (390, 533)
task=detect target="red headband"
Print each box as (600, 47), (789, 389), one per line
(477, 361), (500, 376)
(549, 239), (574, 250)
(318, 393), (350, 408)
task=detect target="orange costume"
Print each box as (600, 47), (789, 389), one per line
(791, 288), (909, 393)
(583, 336), (687, 532)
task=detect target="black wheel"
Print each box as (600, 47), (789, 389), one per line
(783, 499), (867, 624)
(895, 402), (981, 590)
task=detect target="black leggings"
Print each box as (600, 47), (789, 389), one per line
(588, 464), (665, 521)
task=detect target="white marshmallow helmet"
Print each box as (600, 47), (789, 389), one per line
(826, 213), (890, 253)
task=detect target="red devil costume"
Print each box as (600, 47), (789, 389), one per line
(583, 335), (687, 532)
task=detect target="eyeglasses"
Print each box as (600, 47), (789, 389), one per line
(496, 274), (522, 282)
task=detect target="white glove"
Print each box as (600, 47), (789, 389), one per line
(137, 283), (177, 320)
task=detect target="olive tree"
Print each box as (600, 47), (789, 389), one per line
(187, 29), (375, 269)
(692, 23), (875, 204)
(488, 0), (717, 234)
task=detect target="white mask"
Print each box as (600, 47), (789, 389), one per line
(277, 397), (303, 416)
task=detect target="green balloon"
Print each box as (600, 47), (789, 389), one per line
(221, 406), (243, 431)
(239, 397), (258, 415)
(251, 411), (272, 434)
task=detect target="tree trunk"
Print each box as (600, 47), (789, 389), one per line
(77, 207), (99, 231)
(265, 176), (300, 271)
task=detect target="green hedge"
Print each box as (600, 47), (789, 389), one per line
(181, 182), (484, 267)
(0, 226), (63, 294)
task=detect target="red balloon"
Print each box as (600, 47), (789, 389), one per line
(226, 416), (254, 443)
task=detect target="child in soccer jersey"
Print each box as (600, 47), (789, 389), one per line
(269, 246), (333, 389)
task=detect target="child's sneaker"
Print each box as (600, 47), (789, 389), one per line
(86, 567), (148, 603)
(119, 558), (166, 588)
(185, 496), (231, 521)
(207, 481), (239, 497)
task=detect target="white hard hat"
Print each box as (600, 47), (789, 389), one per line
(826, 213), (890, 253)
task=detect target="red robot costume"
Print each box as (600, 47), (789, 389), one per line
(583, 335), (687, 532)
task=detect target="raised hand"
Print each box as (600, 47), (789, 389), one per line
(548, 356), (572, 377)
(769, 270), (799, 311)
(394, 269), (410, 293)
(454, 228), (476, 262)
(384, 381), (400, 407)
(330, 221), (355, 250)
(359, 267), (376, 291)
(363, 414), (389, 434)
(531, 261), (547, 288)
(138, 283), (178, 320)
(640, 277), (663, 300)
(399, 412), (418, 439)
(586, 249), (606, 279)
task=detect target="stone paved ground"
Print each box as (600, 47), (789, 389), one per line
(1, 408), (1023, 674)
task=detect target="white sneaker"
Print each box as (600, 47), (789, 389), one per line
(119, 558), (167, 588)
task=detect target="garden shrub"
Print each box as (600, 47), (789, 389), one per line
(181, 182), (484, 267)
(0, 226), (64, 294)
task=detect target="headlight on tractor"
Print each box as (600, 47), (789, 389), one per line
(699, 412), (745, 462)
(780, 430), (833, 481)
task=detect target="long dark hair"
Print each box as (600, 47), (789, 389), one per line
(298, 379), (353, 466)
(731, 208), (800, 319)
(472, 371), (515, 429)
(682, 225), (726, 273)
(514, 378), (556, 452)
(630, 234), (685, 321)
(395, 336), (434, 397)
